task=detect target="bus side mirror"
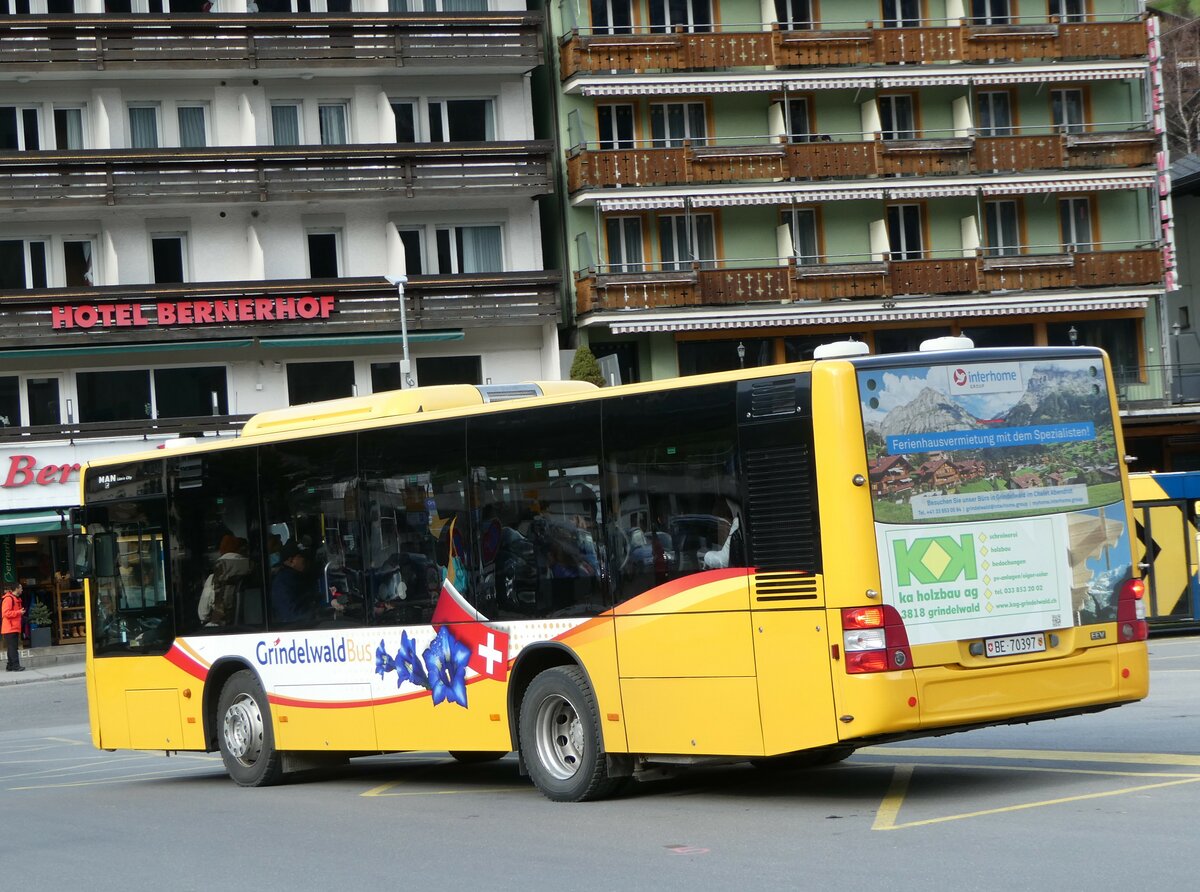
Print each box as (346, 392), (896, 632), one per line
(93, 533), (118, 579)
(68, 534), (92, 579)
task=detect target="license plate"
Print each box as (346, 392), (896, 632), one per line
(984, 632), (1046, 658)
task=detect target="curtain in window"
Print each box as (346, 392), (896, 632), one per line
(55, 108), (84, 150)
(178, 107), (207, 148)
(128, 107), (159, 149)
(459, 226), (502, 273)
(318, 105), (348, 145)
(272, 106), (300, 146)
(443, 0), (487, 10)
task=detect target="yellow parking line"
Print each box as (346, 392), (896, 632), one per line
(362, 782), (529, 798)
(859, 747), (1200, 767)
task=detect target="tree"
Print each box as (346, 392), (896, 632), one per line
(569, 344), (606, 387)
(1154, 6), (1200, 158)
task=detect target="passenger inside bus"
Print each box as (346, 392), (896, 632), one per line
(270, 542), (317, 625)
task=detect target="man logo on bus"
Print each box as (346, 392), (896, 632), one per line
(893, 535), (977, 586)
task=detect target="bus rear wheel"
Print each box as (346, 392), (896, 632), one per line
(519, 666), (624, 802)
(217, 670), (284, 787)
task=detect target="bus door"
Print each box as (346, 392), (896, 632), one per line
(1133, 496), (1200, 626)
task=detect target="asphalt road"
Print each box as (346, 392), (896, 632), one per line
(2, 635), (1197, 892)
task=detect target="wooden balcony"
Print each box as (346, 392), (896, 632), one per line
(560, 19), (1147, 78)
(567, 130), (1155, 192)
(574, 249), (1162, 315)
(0, 142), (553, 207)
(0, 272), (562, 349)
(0, 12), (543, 74)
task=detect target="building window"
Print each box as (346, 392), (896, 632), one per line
(1059, 197), (1093, 251)
(1180, 306), (1191, 331)
(650, 102), (707, 148)
(398, 229), (424, 275)
(154, 367), (228, 418)
(977, 91), (1013, 136)
(782, 208), (819, 264)
(64, 239), (95, 286)
(416, 356), (481, 386)
(1051, 88), (1085, 134)
(649, 0), (711, 33)
(597, 104), (635, 150)
(658, 213), (715, 271)
(1048, 321), (1138, 373)
(882, 0), (920, 27)
(307, 230), (342, 278)
(428, 99), (494, 142)
(605, 216), (643, 273)
(271, 104), (302, 146)
(959, 324), (1034, 348)
(879, 95), (916, 140)
(434, 225), (502, 273)
(286, 361), (356, 405)
(786, 97), (812, 142)
(371, 362), (405, 393)
(590, 0), (632, 34)
(128, 105), (160, 149)
(1049, 0), (1085, 23)
(0, 377), (17, 427)
(970, 0), (1010, 25)
(983, 200), (1020, 257)
(391, 101), (417, 143)
(774, 0), (811, 29)
(0, 239), (48, 289)
(53, 107), (85, 150)
(875, 327), (951, 354)
(27, 377), (61, 426)
(0, 106), (40, 151)
(318, 103), (349, 145)
(393, 0), (487, 9)
(151, 233), (187, 283)
(886, 204), (924, 261)
(177, 105), (208, 149)
(77, 370), (152, 423)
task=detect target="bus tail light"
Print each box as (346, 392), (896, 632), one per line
(1116, 577), (1148, 643)
(842, 605), (913, 674)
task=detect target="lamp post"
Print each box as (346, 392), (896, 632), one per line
(385, 247), (414, 389)
(737, 341), (746, 368)
(1067, 325), (1078, 346)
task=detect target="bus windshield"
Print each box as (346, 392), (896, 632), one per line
(859, 352), (1130, 646)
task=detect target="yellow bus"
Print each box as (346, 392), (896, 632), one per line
(73, 340), (1149, 801)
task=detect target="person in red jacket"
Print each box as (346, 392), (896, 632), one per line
(2, 583), (25, 673)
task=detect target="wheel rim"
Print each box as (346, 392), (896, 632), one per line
(533, 692), (584, 781)
(222, 692), (264, 768)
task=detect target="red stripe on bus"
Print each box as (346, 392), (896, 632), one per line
(165, 644), (209, 681)
(610, 568), (753, 615)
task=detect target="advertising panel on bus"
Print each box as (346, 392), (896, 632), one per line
(858, 354), (1131, 647)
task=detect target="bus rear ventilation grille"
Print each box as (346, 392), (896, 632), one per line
(753, 573), (819, 602)
(749, 378), (799, 418)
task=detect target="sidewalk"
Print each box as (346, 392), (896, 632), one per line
(1, 642), (86, 686)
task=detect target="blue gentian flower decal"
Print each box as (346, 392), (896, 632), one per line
(423, 626), (470, 708)
(394, 630), (429, 691)
(375, 639), (395, 680)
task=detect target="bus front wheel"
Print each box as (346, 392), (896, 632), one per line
(518, 666), (624, 802)
(217, 670), (284, 787)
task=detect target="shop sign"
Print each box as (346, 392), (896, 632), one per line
(0, 536), (14, 586)
(1, 439), (171, 509)
(50, 295), (336, 330)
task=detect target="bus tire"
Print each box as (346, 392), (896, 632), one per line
(448, 751), (508, 764)
(519, 666), (623, 802)
(750, 745), (854, 771)
(217, 670), (284, 787)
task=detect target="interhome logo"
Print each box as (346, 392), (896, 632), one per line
(949, 363), (1023, 394)
(893, 535), (977, 585)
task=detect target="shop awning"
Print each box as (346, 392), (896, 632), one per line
(0, 510), (70, 536)
(260, 332), (464, 349)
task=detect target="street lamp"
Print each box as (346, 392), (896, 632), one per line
(737, 341), (746, 368)
(385, 246), (415, 389)
(1067, 325), (1078, 346)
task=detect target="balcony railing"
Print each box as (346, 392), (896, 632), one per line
(574, 244), (1163, 314)
(0, 12), (543, 73)
(0, 272), (562, 349)
(0, 142), (554, 207)
(0, 414), (251, 444)
(560, 16), (1147, 78)
(566, 126), (1156, 192)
